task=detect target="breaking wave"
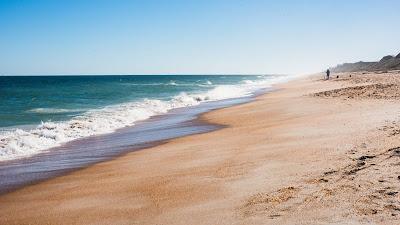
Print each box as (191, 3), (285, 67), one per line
(27, 108), (84, 114)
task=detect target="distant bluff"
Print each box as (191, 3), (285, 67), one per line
(331, 52), (400, 72)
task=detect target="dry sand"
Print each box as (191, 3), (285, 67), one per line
(1, 71), (400, 225)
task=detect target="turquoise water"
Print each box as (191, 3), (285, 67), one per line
(0, 75), (256, 127)
(0, 75), (288, 161)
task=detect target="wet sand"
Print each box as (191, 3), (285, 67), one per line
(1, 71), (400, 224)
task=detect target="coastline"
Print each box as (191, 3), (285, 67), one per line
(0, 75), (280, 162)
(1, 71), (400, 224)
(0, 93), (258, 194)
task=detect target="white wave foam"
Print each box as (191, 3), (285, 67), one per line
(0, 75), (292, 161)
(168, 80), (178, 86)
(196, 80), (213, 87)
(27, 108), (84, 114)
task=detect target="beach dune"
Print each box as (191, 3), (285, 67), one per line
(1, 71), (400, 224)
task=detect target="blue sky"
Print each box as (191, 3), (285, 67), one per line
(1, 0), (399, 75)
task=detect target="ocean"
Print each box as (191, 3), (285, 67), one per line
(0, 75), (288, 162)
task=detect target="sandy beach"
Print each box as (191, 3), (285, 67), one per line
(1, 71), (400, 225)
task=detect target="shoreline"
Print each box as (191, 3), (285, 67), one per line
(0, 92), (262, 195)
(1, 71), (400, 224)
(0, 75), (285, 162)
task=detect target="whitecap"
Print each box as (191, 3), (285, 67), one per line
(27, 108), (84, 114)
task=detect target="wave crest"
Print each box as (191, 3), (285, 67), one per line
(27, 108), (84, 114)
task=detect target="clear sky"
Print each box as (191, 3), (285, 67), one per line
(1, 0), (400, 75)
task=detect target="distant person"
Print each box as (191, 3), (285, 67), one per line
(326, 69), (330, 80)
